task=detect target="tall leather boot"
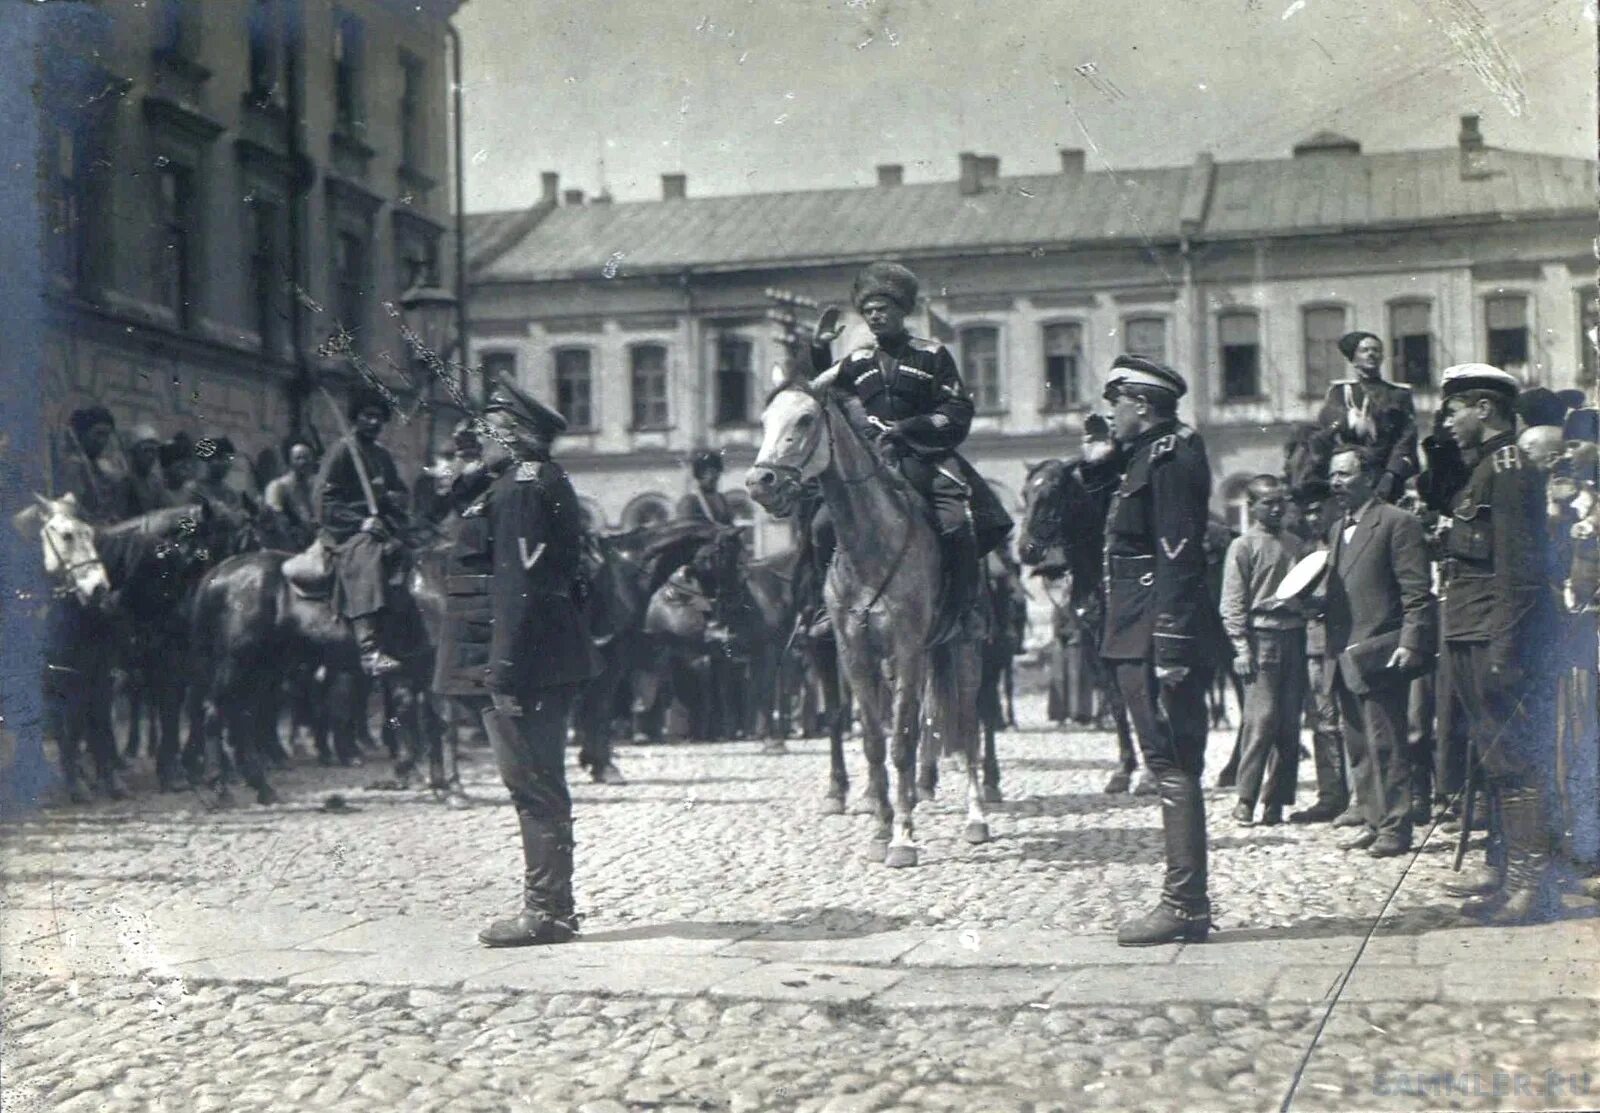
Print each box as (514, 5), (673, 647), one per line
(1118, 771), (1211, 946)
(352, 614), (400, 677)
(927, 525), (978, 648)
(479, 814), (577, 947)
(1478, 787), (1561, 925)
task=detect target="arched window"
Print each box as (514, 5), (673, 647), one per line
(621, 494), (672, 530)
(1216, 311), (1260, 400)
(630, 343), (670, 430)
(1302, 305), (1347, 396)
(959, 325), (1003, 413)
(554, 347), (594, 430)
(1388, 300), (1434, 389)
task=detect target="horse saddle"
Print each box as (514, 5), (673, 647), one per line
(644, 569), (713, 640)
(283, 541), (334, 599)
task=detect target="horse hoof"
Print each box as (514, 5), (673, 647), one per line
(982, 784), (1003, 804)
(963, 822), (990, 845)
(444, 791), (473, 809)
(819, 796), (845, 816)
(884, 845), (918, 868)
(255, 785), (281, 806)
(760, 740), (788, 755)
(847, 794), (877, 816)
(592, 764), (627, 785)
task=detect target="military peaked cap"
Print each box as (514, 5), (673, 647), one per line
(485, 378), (568, 437)
(1440, 363), (1521, 403)
(1106, 355), (1187, 399)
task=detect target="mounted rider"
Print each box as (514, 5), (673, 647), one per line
(316, 385), (410, 677)
(813, 260), (1013, 645)
(1313, 331), (1420, 503)
(58, 405), (129, 525)
(677, 448), (735, 525)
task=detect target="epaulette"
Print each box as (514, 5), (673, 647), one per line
(515, 461), (542, 483)
(907, 337), (944, 353)
(1175, 424), (1196, 440)
(1392, 382), (1413, 391)
(1491, 445), (1523, 473)
(848, 348), (876, 362)
(1151, 434), (1178, 460)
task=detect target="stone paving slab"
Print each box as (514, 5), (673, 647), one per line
(464, 953), (763, 996)
(707, 960), (905, 1003)
(283, 946), (542, 990)
(720, 927), (924, 964)
(899, 927), (1171, 968)
(1416, 920), (1600, 965)
(1049, 962), (1279, 1005)
(872, 967), (1068, 1009)
(1440, 960), (1600, 1002)
(174, 948), (354, 984)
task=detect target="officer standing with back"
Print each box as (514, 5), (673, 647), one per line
(1435, 364), (1560, 923)
(474, 381), (603, 948)
(1099, 356), (1220, 946)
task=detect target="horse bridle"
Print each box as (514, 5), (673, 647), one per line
(761, 392), (890, 493)
(39, 516), (107, 599)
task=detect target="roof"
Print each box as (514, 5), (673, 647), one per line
(469, 145), (1596, 283)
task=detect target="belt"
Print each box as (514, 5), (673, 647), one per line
(446, 574), (492, 595)
(1107, 553), (1155, 583)
(1440, 558), (1492, 583)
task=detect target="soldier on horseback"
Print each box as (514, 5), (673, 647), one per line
(1314, 331), (1420, 503)
(316, 386), (410, 677)
(677, 449), (735, 526)
(813, 261), (1011, 646)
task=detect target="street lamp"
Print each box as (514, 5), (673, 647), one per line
(399, 279), (459, 452)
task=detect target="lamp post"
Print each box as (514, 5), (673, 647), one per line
(399, 279), (459, 454)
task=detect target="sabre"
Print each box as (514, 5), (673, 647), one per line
(316, 383), (380, 519)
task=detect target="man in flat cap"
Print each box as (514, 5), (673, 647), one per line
(1314, 332), (1419, 503)
(813, 260), (1013, 645)
(316, 386), (410, 677)
(677, 448), (735, 526)
(1436, 364), (1561, 922)
(1097, 355), (1221, 946)
(471, 381), (603, 948)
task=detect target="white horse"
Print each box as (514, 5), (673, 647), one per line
(17, 493), (110, 604)
(747, 376), (989, 867)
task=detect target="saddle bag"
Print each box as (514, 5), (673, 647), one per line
(282, 540), (334, 594)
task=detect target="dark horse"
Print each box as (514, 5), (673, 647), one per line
(187, 542), (451, 805)
(1016, 457), (1143, 793)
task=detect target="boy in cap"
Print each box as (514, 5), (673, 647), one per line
(812, 260), (1012, 646)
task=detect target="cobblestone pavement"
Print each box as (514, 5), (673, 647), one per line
(4, 693), (1598, 1112)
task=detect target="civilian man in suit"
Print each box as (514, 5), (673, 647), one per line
(1318, 445), (1437, 857)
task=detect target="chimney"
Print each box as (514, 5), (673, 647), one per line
(958, 151), (980, 195)
(876, 163), (903, 187)
(662, 173), (687, 201)
(1459, 113), (1491, 180)
(976, 155), (1000, 190)
(540, 171), (559, 205)
(1058, 148), (1085, 175)
(563, 188), (585, 206)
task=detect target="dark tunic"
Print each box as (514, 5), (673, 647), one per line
(315, 435), (406, 544)
(1316, 377), (1420, 498)
(432, 468), (497, 697)
(58, 455), (128, 525)
(485, 458), (603, 695)
(1100, 422), (1219, 668)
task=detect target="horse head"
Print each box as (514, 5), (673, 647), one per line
(747, 377), (830, 519)
(27, 493), (110, 606)
(1017, 458), (1072, 567)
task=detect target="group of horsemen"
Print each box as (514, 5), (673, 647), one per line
(47, 257), (1598, 951)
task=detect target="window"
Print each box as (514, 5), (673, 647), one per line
(554, 348), (594, 430)
(395, 232), (438, 291)
(247, 0), (280, 101)
(1217, 311), (1260, 400)
(960, 325), (1002, 412)
(247, 197), (285, 351)
(480, 352), (516, 404)
(333, 229), (367, 345)
(1123, 316), (1167, 364)
(1041, 322), (1083, 411)
(714, 335), (753, 426)
(156, 163), (195, 327)
(156, 0), (200, 58)
(1302, 305), (1347, 396)
(1580, 290), (1599, 385)
(1389, 300), (1434, 389)
(333, 13), (365, 132)
(1486, 295), (1530, 376)
(399, 53), (424, 170)
(631, 344), (670, 429)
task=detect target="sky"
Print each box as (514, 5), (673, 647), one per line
(455, 0), (1596, 213)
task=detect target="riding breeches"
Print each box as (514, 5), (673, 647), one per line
(897, 455), (971, 536)
(332, 532), (390, 620)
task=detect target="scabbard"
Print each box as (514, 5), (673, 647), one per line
(1452, 760), (1477, 872)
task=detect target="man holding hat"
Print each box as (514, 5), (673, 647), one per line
(316, 387), (410, 677)
(677, 448), (734, 525)
(1098, 355), (1221, 946)
(1315, 332), (1419, 503)
(1437, 363), (1561, 922)
(813, 260), (1013, 646)
(471, 381), (603, 947)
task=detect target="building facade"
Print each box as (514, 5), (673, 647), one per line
(465, 120), (1596, 547)
(37, 0), (462, 492)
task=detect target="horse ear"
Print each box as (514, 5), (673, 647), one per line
(12, 503), (42, 536)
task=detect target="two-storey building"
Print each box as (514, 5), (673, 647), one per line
(465, 119), (1595, 547)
